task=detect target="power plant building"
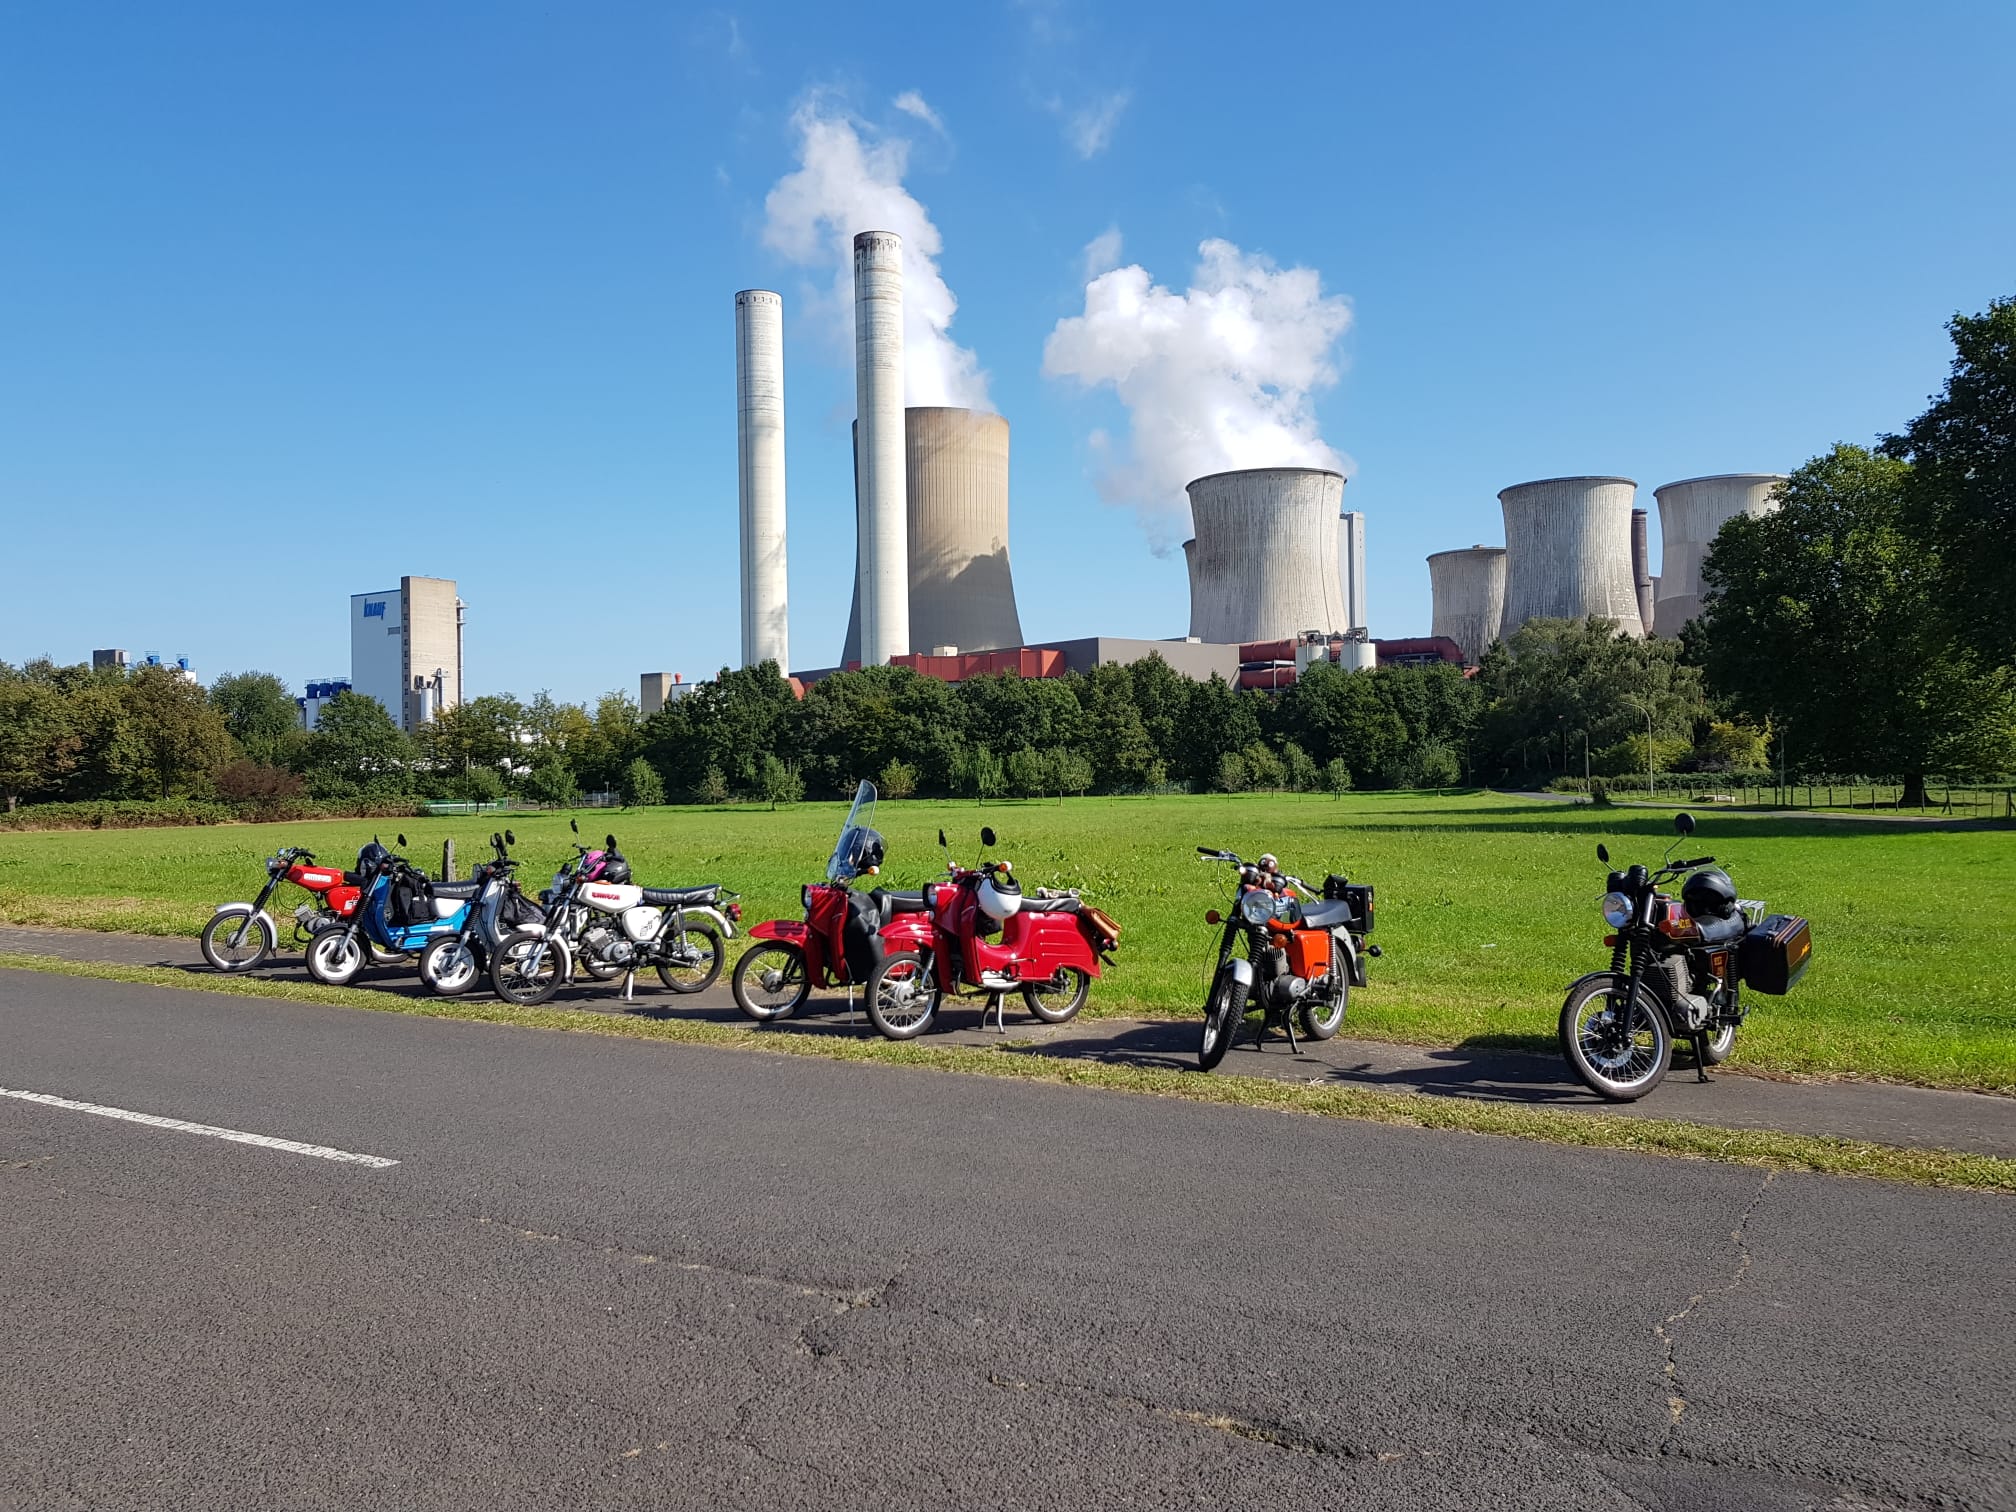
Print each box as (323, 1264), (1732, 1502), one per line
(350, 576), (464, 731)
(735, 290), (789, 672)
(1426, 545), (1507, 665)
(1184, 468), (1352, 645)
(1497, 476), (1644, 641)
(1651, 474), (1787, 634)
(1338, 509), (1367, 633)
(851, 231), (908, 666)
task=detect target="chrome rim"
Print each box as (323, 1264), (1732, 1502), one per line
(874, 961), (934, 1032)
(206, 913), (266, 968)
(658, 930), (720, 987)
(1305, 977), (1346, 1031)
(499, 939), (559, 998)
(1574, 992), (1663, 1089)
(739, 945), (805, 1014)
(430, 942), (476, 991)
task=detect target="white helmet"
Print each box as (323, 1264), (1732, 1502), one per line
(975, 874), (1023, 922)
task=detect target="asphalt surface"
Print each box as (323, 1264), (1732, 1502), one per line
(2, 967), (2011, 1511)
(5, 923), (2014, 1158)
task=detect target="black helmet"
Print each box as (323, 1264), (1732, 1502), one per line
(1681, 868), (1738, 919)
(357, 840), (391, 872)
(599, 853), (632, 885)
(832, 825), (885, 880)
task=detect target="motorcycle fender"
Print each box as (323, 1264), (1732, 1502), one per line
(677, 905), (736, 940)
(749, 919), (808, 944)
(1334, 930), (1366, 989)
(211, 905), (278, 937)
(879, 916), (935, 952)
(1224, 957), (1256, 992)
(1562, 970), (1669, 1028)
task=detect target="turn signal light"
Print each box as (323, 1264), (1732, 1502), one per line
(1205, 909), (1222, 925)
(1603, 934), (1618, 947)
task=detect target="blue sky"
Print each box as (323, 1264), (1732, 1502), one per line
(3, 2), (2012, 704)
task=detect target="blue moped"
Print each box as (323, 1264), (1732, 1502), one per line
(304, 835), (478, 986)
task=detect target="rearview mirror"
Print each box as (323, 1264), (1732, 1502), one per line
(505, 829), (515, 845)
(396, 834), (408, 848)
(1596, 843), (1610, 863)
(980, 826), (997, 848)
(937, 829), (947, 847)
(1674, 812), (1696, 836)
(570, 818), (579, 834)
(606, 834), (616, 850)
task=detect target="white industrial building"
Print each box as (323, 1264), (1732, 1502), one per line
(350, 576), (464, 730)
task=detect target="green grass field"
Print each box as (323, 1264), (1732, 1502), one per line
(2, 791), (2010, 1092)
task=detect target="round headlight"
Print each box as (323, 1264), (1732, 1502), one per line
(1239, 890), (1275, 926)
(1601, 891), (1633, 928)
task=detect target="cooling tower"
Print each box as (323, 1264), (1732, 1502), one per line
(1631, 508), (1654, 635)
(1427, 546), (1507, 665)
(735, 290), (788, 671)
(1182, 539), (1199, 619)
(1338, 509), (1367, 632)
(1652, 474), (1787, 633)
(1185, 468), (1351, 644)
(1497, 477), (1644, 640)
(853, 231), (908, 665)
(842, 409), (1024, 661)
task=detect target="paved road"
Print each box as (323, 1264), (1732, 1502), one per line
(2, 969), (2011, 1510)
(6, 924), (2014, 1158)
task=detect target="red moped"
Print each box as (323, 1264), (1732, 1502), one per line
(861, 825), (1122, 1041)
(730, 782), (936, 1025)
(200, 845), (373, 972)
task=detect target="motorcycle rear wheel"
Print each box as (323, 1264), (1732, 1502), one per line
(201, 907), (276, 972)
(1697, 1022), (1738, 1065)
(1560, 978), (1672, 1101)
(731, 941), (812, 1023)
(655, 924), (724, 994)
(305, 929), (367, 987)
(1198, 968), (1244, 1071)
(865, 952), (940, 1041)
(1299, 975), (1349, 1040)
(1022, 966), (1090, 1024)
(491, 930), (566, 1006)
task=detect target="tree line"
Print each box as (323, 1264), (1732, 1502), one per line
(4, 298), (2009, 814)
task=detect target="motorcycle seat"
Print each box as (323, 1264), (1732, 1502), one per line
(1696, 911), (1747, 946)
(1298, 898), (1355, 930)
(1018, 894), (1081, 914)
(341, 871), (363, 886)
(641, 885), (719, 908)
(871, 889), (930, 922)
(430, 881), (480, 900)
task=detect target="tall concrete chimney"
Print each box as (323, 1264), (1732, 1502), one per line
(1630, 508), (1654, 636)
(852, 231), (909, 664)
(735, 290), (788, 671)
(1338, 508), (1367, 633)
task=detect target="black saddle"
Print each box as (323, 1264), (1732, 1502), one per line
(871, 888), (931, 923)
(430, 881), (480, 900)
(1298, 898), (1354, 930)
(1018, 894), (1081, 914)
(641, 885), (720, 908)
(1694, 911), (1747, 946)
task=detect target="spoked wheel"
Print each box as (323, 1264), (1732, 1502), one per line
(1697, 1022), (1738, 1066)
(655, 923), (724, 994)
(1022, 966), (1091, 1024)
(419, 935), (482, 997)
(865, 952), (940, 1041)
(200, 908), (276, 972)
(1198, 968), (1245, 1072)
(491, 930), (566, 1007)
(1299, 975), (1349, 1041)
(305, 929), (367, 987)
(730, 942), (811, 1023)
(1559, 978), (1672, 1101)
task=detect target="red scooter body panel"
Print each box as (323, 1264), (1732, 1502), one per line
(286, 862), (362, 919)
(926, 874), (1103, 988)
(749, 918), (809, 944)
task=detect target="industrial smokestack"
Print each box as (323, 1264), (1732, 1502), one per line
(1652, 474), (1788, 634)
(1630, 508), (1654, 636)
(1185, 468), (1350, 644)
(735, 290), (789, 671)
(1338, 509), (1367, 633)
(1497, 477), (1645, 641)
(1427, 546), (1507, 665)
(852, 231), (909, 665)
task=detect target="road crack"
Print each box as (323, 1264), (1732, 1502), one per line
(1655, 1170), (1774, 1450)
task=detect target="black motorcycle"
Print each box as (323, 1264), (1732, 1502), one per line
(1561, 811), (1811, 1101)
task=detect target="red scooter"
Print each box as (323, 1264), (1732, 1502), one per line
(730, 782), (935, 1025)
(861, 825), (1122, 1041)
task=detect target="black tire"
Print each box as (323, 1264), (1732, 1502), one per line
(865, 952), (940, 1041)
(1698, 1022), (1738, 1066)
(419, 934), (482, 997)
(1299, 974), (1348, 1040)
(200, 908), (275, 973)
(1559, 977), (1672, 1101)
(1022, 966), (1091, 1024)
(730, 941), (811, 1023)
(305, 928), (367, 987)
(1198, 967), (1245, 1071)
(654, 923), (724, 994)
(491, 929), (566, 1006)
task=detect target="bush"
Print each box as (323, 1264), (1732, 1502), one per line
(878, 758), (918, 800)
(213, 759), (305, 801)
(1595, 734), (1693, 778)
(1215, 751), (1249, 793)
(523, 758), (580, 807)
(1005, 747), (1049, 798)
(1050, 748), (1095, 797)
(694, 766), (730, 805)
(758, 754), (804, 808)
(446, 766), (507, 803)
(1241, 742), (1286, 792)
(0, 797), (425, 831)
(620, 757), (665, 807)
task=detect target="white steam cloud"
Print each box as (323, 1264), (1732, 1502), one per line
(762, 94), (989, 409)
(1043, 236), (1353, 546)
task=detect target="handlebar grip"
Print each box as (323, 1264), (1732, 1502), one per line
(1196, 846), (1219, 856)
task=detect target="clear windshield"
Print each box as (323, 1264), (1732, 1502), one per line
(826, 780), (879, 881)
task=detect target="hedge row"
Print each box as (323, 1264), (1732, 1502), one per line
(0, 797), (429, 832)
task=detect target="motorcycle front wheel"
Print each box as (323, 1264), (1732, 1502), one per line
(1198, 968), (1244, 1071)
(491, 930), (566, 1006)
(730, 942), (811, 1022)
(200, 907), (276, 972)
(865, 952), (940, 1041)
(1022, 966), (1090, 1024)
(1560, 978), (1672, 1101)
(419, 935), (482, 997)
(654, 923), (724, 994)
(305, 928), (367, 987)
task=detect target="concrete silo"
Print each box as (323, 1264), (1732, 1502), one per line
(1185, 468), (1351, 645)
(735, 290), (788, 671)
(1652, 474), (1787, 633)
(1497, 476), (1644, 640)
(1427, 546), (1507, 665)
(852, 231), (908, 666)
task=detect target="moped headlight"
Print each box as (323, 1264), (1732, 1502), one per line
(1239, 890), (1275, 926)
(1601, 892), (1633, 928)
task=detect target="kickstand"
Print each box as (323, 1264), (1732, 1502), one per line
(986, 993), (1006, 1033)
(1285, 1011), (1303, 1056)
(1693, 1032), (1710, 1082)
(847, 984), (860, 1033)
(623, 968), (636, 1002)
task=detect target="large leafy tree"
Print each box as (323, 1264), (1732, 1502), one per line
(1272, 662), (1407, 787)
(123, 666), (234, 798)
(1699, 444), (2014, 804)
(1883, 296), (2016, 668)
(209, 671), (301, 766)
(0, 670), (79, 808)
(299, 690), (413, 797)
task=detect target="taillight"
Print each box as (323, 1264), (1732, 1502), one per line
(1205, 909), (1222, 925)
(727, 901), (743, 922)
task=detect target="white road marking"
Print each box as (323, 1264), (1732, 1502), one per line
(0, 1087), (399, 1168)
